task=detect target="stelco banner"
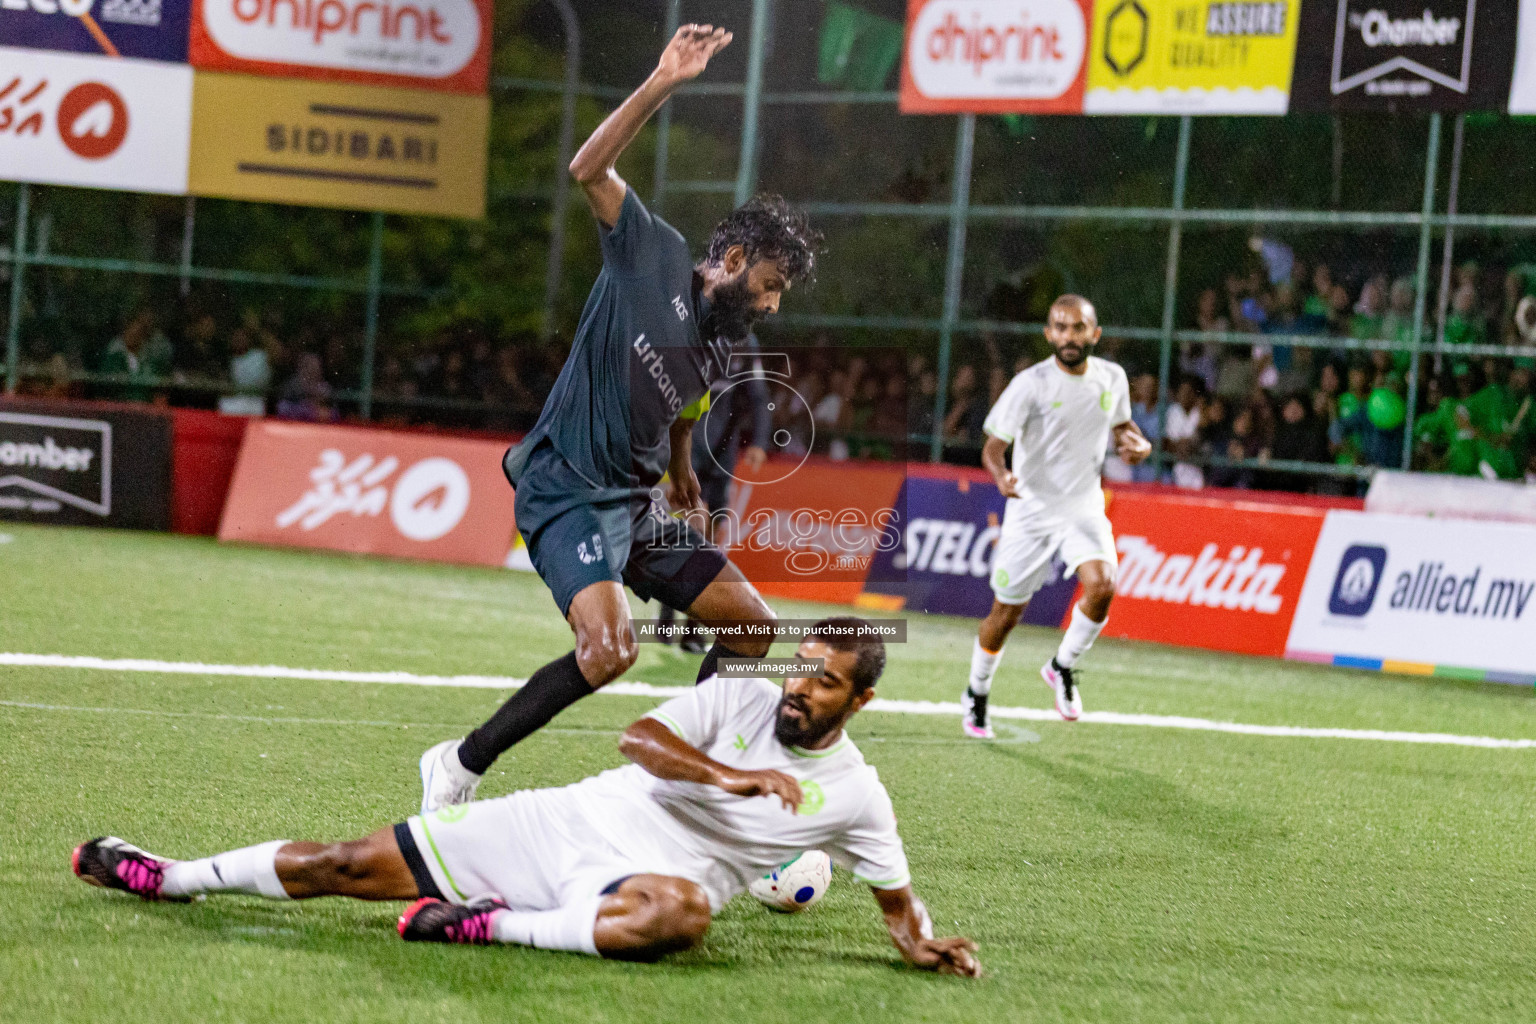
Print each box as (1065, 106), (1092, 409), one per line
(0, 0), (190, 60)
(1286, 511), (1536, 685)
(1084, 0), (1303, 114)
(189, 0), (490, 93)
(219, 420), (516, 566)
(900, 0), (1092, 113)
(1290, 0), (1517, 111)
(0, 45), (191, 192)
(187, 71), (487, 217)
(862, 472), (1078, 625)
(0, 398), (171, 530)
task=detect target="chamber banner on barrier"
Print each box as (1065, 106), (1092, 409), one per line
(899, 0), (1091, 114)
(0, 0), (191, 61)
(1508, 0), (1536, 113)
(1286, 511), (1536, 684)
(1083, 0), (1302, 115)
(0, 46), (192, 193)
(1289, 0), (1517, 111)
(189, 0), (491, 93)
(186, 71), (488, 217)
(861, 474), (1078, 624)
(219, 420), (516, 566)
(1101, 491), (1325, 657)
(0, 398), (172, 531)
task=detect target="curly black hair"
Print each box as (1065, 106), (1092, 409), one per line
(704, 194), (823, 284)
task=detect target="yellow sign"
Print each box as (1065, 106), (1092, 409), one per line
(189, 72), (488, 219)
(1084, 1), (1301, 114)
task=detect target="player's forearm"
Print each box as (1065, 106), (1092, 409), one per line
(619, 718), (731, 787)
(569, 73), (678, 185)
(873, 887), (925, 961)
(669, 417), (696, 467)
(981, 435), (1011, 481)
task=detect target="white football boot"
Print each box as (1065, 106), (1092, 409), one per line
(1041, 658), (1083, 721)
(419, 740), (482, 814)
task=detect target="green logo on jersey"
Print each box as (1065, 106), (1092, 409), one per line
(1099, 390), (1113, 412)
(733, 733), (748, 751)
(1051, 401), (1063, 409)
(993, 568), (1010, 589)
(800, 780), (825, 815)
(434, 804), (469, 824)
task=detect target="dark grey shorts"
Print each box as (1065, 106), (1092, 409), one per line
(510, 441), (728, 617)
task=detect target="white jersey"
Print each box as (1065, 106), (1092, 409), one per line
(560, 677), (910, 910)
(983, 356), (1132, 520)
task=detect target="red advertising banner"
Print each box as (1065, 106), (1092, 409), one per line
(719, 457), (906, 606)
(219, 420), (515, 566)
(190, 0), (491, 93)
(1098, 491), (1327, 657)
(899, 0), (1091, 114)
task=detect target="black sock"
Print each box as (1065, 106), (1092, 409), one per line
(458, 652), (591, 774)
(696, 641), (732, 684)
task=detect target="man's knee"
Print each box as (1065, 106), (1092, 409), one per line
(575, 633), (637, 685)
(305, 841), (375, 885)
(633, 878), (712, 955)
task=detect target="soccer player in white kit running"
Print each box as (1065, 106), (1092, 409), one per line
(961, 295), (1151, 736)
(71, 618), (980, 977)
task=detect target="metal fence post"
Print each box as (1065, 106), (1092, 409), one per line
(652, 0), (682, 214)
(1153, 116), (1193, 478)
(930, 113), (975, 463)
(360, 211), (384, 420)
(179, 196), (196, 298)
(1433, 113), (1465, 351)
(734, 0), (771, 205)
(5, 184), (30, 396)
(541, 0), (580, 338)
(1401, 113), (1442, 471)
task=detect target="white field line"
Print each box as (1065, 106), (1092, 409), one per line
(3, 652), (1535, 750)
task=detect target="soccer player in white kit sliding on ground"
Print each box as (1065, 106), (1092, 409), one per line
(962, 295), (1152, 735)
(71, 617), (980, 977)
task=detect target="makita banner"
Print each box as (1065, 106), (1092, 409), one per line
(0, 397), (171, 530)
(1101, 491), (1326, 657)
(862, 472), (1077, 624)
(1287, 511), (1536, 684)
(1289, 0), (1517, 111)
(219, 420), (516, 565)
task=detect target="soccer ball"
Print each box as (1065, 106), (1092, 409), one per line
(749, 850), (832, 913)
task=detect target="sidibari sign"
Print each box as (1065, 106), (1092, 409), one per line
(899, 0), (1091, 113)
(190, 0), (489, 92)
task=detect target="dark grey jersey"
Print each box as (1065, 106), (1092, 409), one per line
(510, 188), (726, 497)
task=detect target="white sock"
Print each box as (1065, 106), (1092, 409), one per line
(491, 896), (602, 956)
(1055, 604), (1106, 669)
(161, 840), (291, 900)
(968, 638), (1004, 696)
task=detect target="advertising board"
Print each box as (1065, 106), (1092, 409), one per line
(0, 45), (191, 193)
(187, 70), (487, 217)
(899, 0), (1092, 114)
(1289, 0), (1516, 111)
(1508, 0), (1536, 114)
(1101, 491), (1325, 657)
(1083, 0), (1301, 114)
(189, 0), (490, 93)
(0, 0), (189, 61)
(1286, 511), (1536, 684)
(0, 398), (171, 530)
(218, 420), (516, 566)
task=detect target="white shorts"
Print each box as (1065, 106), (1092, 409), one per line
(989, 505), (1116, 605)
(404, 789), (655, 910)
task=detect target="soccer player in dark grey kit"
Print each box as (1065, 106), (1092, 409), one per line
(419, 24), (822, 812)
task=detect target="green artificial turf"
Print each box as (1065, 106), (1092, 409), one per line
(2, 524), (1533, 1023)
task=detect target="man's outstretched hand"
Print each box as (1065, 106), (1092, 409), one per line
(909, 936), (982, 978)
(655, 24), (733, 86)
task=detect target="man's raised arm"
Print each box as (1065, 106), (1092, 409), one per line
(569, 24), (733, 227)
(871, 885), (981, 977)
(619, 717), (801, 811)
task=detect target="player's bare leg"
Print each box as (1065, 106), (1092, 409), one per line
(685, 560), (777, 683)
(964, 599), (1026, 739)
(1041, 559), (1116, 721)
(591, 874), (713, 959)
(422, 581), (635, 811)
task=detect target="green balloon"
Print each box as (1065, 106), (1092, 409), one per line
(1338, 392), (1361, 420)
(1367, 387), (1406, 430)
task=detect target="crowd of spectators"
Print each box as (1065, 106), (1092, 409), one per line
(16, 247), (1536, 490)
